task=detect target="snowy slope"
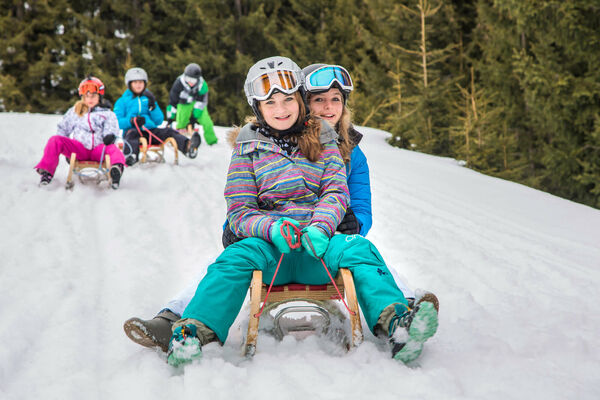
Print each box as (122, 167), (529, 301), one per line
(1, 112), (599, 400)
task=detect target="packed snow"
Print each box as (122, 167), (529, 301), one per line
(1, 112), (599, 400)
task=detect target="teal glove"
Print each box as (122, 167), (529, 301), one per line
(270, 217), (301, 253)
(301, 226), (330, 259)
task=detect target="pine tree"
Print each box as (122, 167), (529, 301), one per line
(500, 0), (600, 207)
(368, 0), (461, 155)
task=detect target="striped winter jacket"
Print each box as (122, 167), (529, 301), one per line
(225, 120), (349, 242)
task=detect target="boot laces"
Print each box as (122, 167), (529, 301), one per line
(388, 303), (416, 338)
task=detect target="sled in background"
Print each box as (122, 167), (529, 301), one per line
(65, 152), (111, 190)
(244, 268), (363, 357)
(138, 136), (179, 165)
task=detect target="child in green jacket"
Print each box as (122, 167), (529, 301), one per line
(166, 63), (218, 145)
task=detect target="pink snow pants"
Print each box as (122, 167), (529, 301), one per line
(35, 135), (126, 176)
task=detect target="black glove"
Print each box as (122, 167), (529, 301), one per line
(337, 207), (361, 235)
(189, 115), (198, 125)
(103, 134), (116, 145)
(143, 90), (156, 111)
(130, 116), (145, 127)
(222, 224), (242, 249)
(166, 118), (175, 126)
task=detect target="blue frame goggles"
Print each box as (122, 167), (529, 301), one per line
(304, 65), (353, 93)
(246, 70), (301, 102)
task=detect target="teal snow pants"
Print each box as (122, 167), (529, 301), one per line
(182, 234), (408, 343)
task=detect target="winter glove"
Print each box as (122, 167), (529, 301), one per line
(103, 134), (116, 145)
(337, 207), (361, 235)
(222, 224), (242, 249)
(270, 217), (301, 254)
(301, 226), (330, 259)
(143, 90), (156, 111)
(189, 115), (198, 126)
(166, 118), (175, 127)
(130, 116), (145, 127)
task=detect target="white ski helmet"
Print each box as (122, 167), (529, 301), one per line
(243, 56), (303, 106)
(124, 67), (148, 86)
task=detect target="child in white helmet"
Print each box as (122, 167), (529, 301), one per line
(114, 67), (201, 165)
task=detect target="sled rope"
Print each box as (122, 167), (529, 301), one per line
(254, 220), (302, 318)
(302, 234), (356, 316)
(133, 119), (165, 147)
(254, 220), (356, 317)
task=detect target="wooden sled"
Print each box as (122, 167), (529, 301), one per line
(244, 268), (363, 357)
(139, 137), (179, 165)
(65, 153), (111, 190)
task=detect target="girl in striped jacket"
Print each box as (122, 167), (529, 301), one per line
(166, 57), (438, 366)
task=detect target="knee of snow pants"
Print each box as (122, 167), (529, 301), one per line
(323, 234), (408, 333)
(35, 135), (84, 175)
(181, 237), (281, 343)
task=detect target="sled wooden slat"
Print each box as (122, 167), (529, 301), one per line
(139, 137), (178, 165)
(244, 268), (363, 357)
(65, 153), (111, 190)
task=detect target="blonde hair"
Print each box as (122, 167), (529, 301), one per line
(74, 100), (89, 116)
(306, 91), (353, 163)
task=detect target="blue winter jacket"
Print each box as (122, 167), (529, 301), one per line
(113, 89), (164, 132)
(346, 145), (372, 236)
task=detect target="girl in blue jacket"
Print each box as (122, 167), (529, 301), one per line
(114, 68), (201, 166)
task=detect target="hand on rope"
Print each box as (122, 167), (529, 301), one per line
(102, 134), (116, 145)
(301, 225), (330, 259)
(258, 219), (355, 318)
(270, 217), (302, 254)
(130, 116), (145, 127)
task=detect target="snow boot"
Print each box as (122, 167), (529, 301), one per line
(125, 155), (137, 167)
(167, 324), (203, 367)
(109, 164), (123, 189)
(407, 290), (439, 313)
(186, 132), (201, 159)
(38, 169), (52, 186)
(123, 309), (180, 352)
(389, 302), (438, 364)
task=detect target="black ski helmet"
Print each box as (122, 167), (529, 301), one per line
(184, 63), (202, 79)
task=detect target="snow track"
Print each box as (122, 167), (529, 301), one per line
(1, 113), (599, 399)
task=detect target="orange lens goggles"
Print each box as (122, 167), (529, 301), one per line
(79, 82), (101, 96)
(250, 70), (300, 101)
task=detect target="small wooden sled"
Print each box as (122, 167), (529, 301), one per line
(244, 268), (363, 357)
(65, 153), (111, 190)
(139, 137), (179, 165)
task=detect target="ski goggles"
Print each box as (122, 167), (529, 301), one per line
(304, 65), (353, 93)
(184, 76), (199, 86)
(245, 70), (301, 102)
(78, 80), (104, 96)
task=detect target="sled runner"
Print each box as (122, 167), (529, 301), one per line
(139, 136), (179, 165)
(244, 268), (363, 357)
(65, 152), (111, 190)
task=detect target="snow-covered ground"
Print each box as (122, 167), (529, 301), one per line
(1, 112), (599, 400)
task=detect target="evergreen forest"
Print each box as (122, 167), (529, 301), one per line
(1, 0), (599, 208)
